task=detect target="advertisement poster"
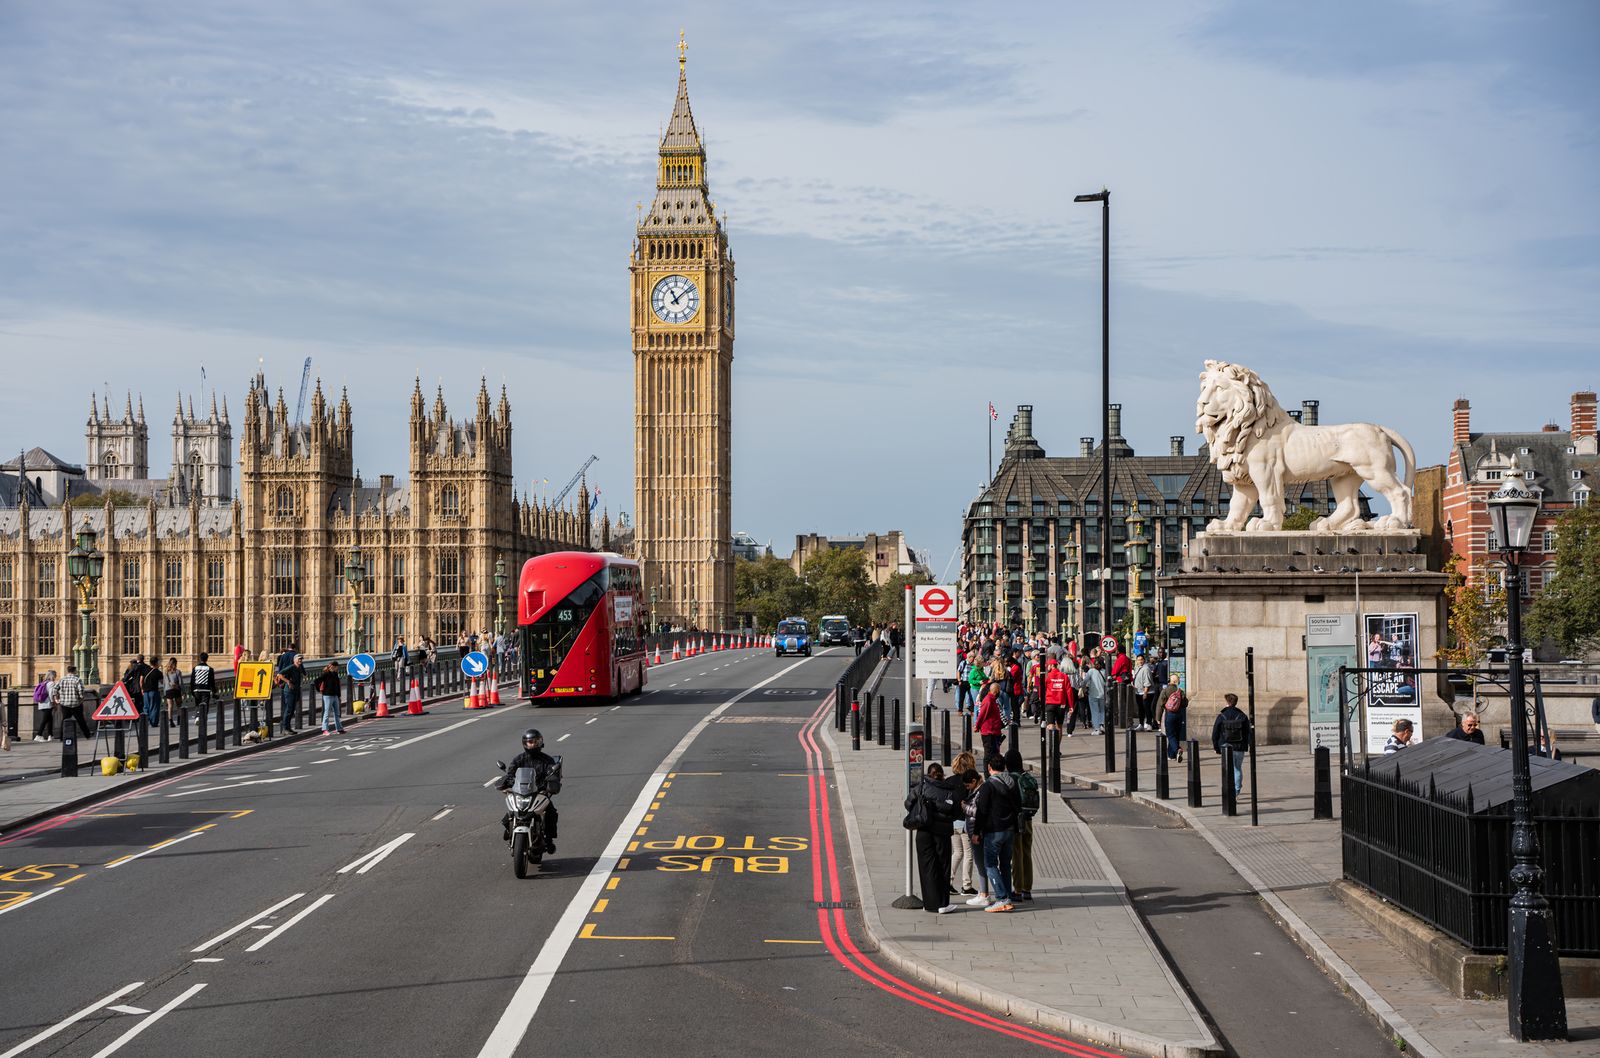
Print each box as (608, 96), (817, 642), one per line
(1305, 614), (1358, 753)
(1166, 616), (1187, 690)
(1363, 612), (1421, 752)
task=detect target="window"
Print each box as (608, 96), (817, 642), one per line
(1543, 530), (1557, 552)
(392, 555), (407, 595)
(206, 617), (226, 655)
(37, 619), (55, 656)
(0, 559), (10, 599)
(441, 485), (461, 518)
(121, 617), (140, 657)
(436, 611), (462, 640)
(38, 559), (57, 598)
(1487, 529), (1500, 552)
(275, 487), (296, 518)
(392, 616), (406, 642)
(270, 614), (301, 651)
(1573, 470), (1584, 481)
(164, 618), (183, 657)
(165, 559), (183, 597)
(1519, 447), (1530, 455)
(437, 553), (461, 594)
(1578, 488), (1591, 507)
(270, 554), (302, 596)
(1484, 470), (1503, 482)
(0, 619), (11, 655)
(207, 558), (226, 597)
(122, 559), (141, 598)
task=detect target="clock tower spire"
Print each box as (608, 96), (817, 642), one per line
(631, 36), (736, 632)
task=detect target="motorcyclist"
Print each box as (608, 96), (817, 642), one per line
(500, 728), (560, 853)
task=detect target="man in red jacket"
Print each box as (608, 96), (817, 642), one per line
(1042, 660), (1072, 733)
(1110, 646), (1133, 686)
(975, 680), (1004, 759)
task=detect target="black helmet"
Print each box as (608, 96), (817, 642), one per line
(522, 728), (544, 750)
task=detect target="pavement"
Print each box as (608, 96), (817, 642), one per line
(1047, 714), (1600, 1058)
(825, 660), (1220, 1058)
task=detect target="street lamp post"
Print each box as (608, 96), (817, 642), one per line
(494, 555), (508, 641)
(1126, 512), (1150, 635)
(649, 586), (659, 636)
(1487, 478), (1568, 1042)
(1075, 187), (1111, 641)
(343, 544), (364, 656)
(1064, 540), (1080, 645)
(66, 519), (105, 684)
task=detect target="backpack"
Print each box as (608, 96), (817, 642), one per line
(1220, 711), (1249, 749)
(1017, 771), (1040, 818)
(902, 789), (930, 831)
(1163, 688), (1185, 713)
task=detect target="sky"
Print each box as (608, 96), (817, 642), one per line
(2, 1), (1596, 578)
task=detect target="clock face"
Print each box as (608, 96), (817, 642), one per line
(651, 274), (699, 324)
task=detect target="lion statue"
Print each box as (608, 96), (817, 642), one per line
(1196, 359), (1416, 532)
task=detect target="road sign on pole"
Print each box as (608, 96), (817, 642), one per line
(461, 651), (490, 679)
(1100, 634), (1119, 655)
(236, 662), (275, 700)
(92, 681), (142, 722)
(912, 584), (959, 681)
(347, 653), (377, 681)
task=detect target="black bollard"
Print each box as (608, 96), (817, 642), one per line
(233, 700), (243, 747)
(922, 704), (933, 759)
(891, 698), (901, 751)
(136, 718), (149, 769)
(1124, 727), (1139, 793)
(159, 706), (171, 764)
(962, 710), (973, 753)
(1039, 726), (1051, 824)
(1154, 731), (1170, 798)
(1103, 718), (1116, 773)
(60, 715), (78, 777)
(1313, 745), (1334, 819)
(941, 709), (952, 767)
(197, 706), (209, 754)
(851, 698), (861, 751)
(6, 689), (18, 740)
(876, 695), (886, 746)
(1222, 746), (1238, 816)
(1186, 740), (1202, 807)
(835, 683), (845, 731)
(178, 707), (190, 758)
(1049, 728), (1062, 794)
(1008, 720), (1020, 759)
(861, 693), (872, 742)
(114, 722), (126, 762)
(215, 699), (227, 751)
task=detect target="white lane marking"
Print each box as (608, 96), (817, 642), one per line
(312, 758), (338, 765)
(610, 706), (621, 712)
(245, 894), (334, 951)
(475, 653), (821, 1058)
(166, 775), (306, 798)
(104, 830), (205, 869)
(270, 766), (299, 772)
(89, 982), (207, 1058)
(0, 982), (145, 1058)
(482, 777), (500, 788)
(338, 833), (414, 875)
(191, 892), (307, 952)
(192, 958), (223, 963)
(429, 808), (454, 822)
(106, 1006), (148, 1016)
(584, 717), (597, 725)
(0, 887), (62, 917)
(349, 751), (373, 757)
(385, 715), (489, 750)
(556, 733), (571, 742)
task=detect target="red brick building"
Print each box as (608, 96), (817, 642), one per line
(1442, 391), (1598, 600)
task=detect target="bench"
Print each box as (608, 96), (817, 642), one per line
(1497, 726), (1600, 763)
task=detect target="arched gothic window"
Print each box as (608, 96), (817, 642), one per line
(275, 486), (295, 518)
(441, 485), (461, 518)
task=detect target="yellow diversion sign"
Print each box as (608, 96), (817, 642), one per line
(236, 662), (275, 700)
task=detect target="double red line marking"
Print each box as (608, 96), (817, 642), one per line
(796, 697), (1123, 1057)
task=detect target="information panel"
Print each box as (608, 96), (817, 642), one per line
(912, 584), (959, 680)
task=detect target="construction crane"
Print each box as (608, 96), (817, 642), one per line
(551, 455), (598, 508)
(294, 356), (313, 425)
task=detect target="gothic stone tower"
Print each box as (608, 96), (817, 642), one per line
(85, 394), (150, 484)
(631, 38), (735, 631)
(171, 392), (233, 506)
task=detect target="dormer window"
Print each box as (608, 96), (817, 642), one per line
(1484, 470), (1503, 481)
(1576, 487), (1591, 507)
(1525, 470), (1536, 480)
(1572, 470), (1584, 480)
(1519, 447), (1530, 455)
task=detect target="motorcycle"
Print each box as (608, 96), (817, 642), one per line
(496, 758), (560, 878)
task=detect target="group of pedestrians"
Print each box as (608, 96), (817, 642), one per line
(25, 666), (89, 742)
(905, 746), (1041, 914)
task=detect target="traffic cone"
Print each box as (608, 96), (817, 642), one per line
(407, 678), (425, 716)
(375, 683), (391, 718)
(671, 640), (682, 661)
(465, 680), (479, 709)
(488, 682), (501, 706)
(654, 644), (663, 666)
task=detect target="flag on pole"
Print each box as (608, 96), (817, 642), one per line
(589, 486), (601, 513)
(988, 401), (999, 421)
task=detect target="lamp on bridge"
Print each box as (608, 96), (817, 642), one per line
(343, 543), (365, 656)
(1486, 477), (1567, 1041)
(1063, 540), (1080, 644)
(494, 554), (508, 640)
(66, 518), (105, 684)
(649, 586), (659, 636)
(1125, 512), (1150, 635)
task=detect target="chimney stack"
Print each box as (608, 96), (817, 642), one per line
(1079, 437), (1094, 457)
(1301, 400), (1319, 426)
(1288, 410), (1302, 424)
(1452, 398), (1471, 446)
(1170, 436), (1184, 456)
(1107, 403), (1123, 440)
(380, 474), (394, 492)
(1572, 391), (1598, 455)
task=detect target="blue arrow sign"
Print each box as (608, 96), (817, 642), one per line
(347, 653), (376, 681)
(461, 651), (489, 678)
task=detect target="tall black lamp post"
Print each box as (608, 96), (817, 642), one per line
(494, 555), (508, 641)
(1074, 188), (1110, 640)
(67, 519), (105, 683)
(1487, 477), (1567, 1041)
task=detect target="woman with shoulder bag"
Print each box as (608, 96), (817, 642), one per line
(1161, 675), (1188, 762)
(161, 657), (184, 727)
(904, 763), (962, 914)
(32, 672), (54, 741)
(948, 751), (980, 897)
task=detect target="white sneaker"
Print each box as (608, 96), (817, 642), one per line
(965, 894), (991, 907)
(32, 735), (42, 742)
(937, 904), (960, 914)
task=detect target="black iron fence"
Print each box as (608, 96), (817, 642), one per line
(1342, 743), (1600, 955)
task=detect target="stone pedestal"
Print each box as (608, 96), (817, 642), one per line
(1162, 531), (1448, 745)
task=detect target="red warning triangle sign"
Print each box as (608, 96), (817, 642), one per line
(93, 680), (143, 722)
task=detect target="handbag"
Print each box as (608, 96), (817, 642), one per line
(902, 789), (930, 830)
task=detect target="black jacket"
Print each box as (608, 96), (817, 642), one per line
(1445, 726), (1486, 745)
(1211, 706), (1252, 753)
(501, 749), (560, 792)
(906, 776), (962, 836)
(973, 772), (1020, 835)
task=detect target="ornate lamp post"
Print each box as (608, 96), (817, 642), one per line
(690, 599), (699, 633)
(1064, 540), (1080, 644)
(494, 555), (508, 640)
(343, 544), (365, 655)
(66, 519), (105, 683)
(1487, 477), (1567, 1041)
(649, 586), (659, 636)
(1126, 512), (1150, 634)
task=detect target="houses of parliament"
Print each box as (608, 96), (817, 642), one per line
(0, 376), (603, 688)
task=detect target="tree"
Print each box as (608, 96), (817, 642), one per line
(1526, 503), (1600, 657)
(869, 570), (932, 626)
(1281, 506), (1318, 531)
(734, 555), (813, 632)
(1437, 552), (1505, 671)
(800, 548), (874, 626)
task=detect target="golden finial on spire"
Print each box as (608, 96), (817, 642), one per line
(678, 29), (687, 71)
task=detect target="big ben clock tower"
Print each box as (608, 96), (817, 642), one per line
(632, 35), (735, 631)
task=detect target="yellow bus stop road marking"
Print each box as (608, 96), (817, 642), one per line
(591, 899), (609, 913)
(605, 878), (619, 891)
(579, 923), (673, 941)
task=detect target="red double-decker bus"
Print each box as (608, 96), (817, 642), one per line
(517, 551), (646, 702)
